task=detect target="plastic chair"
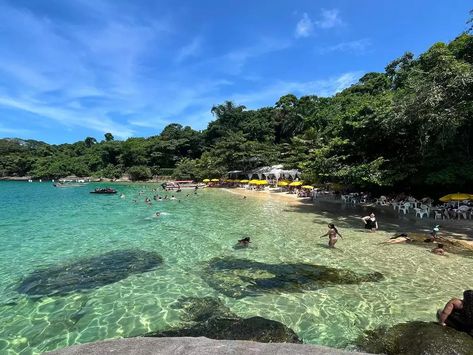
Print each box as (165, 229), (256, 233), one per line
(434, 211), (443, 220)
(414, 208), (429, 219)
(398, 202), (410, 214)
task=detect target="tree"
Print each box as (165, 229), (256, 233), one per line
(127, 166), (152, 181)
(104, 133), (114, 142)
(84, 137), (97, 148)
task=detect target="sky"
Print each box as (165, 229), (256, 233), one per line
(0, 0), (471, 144)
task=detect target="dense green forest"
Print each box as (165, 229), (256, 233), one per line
(1, 31), (472, 194)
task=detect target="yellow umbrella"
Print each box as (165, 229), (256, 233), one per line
(439, 193), (472, 202)
(277, 181), (289, 187)
(225, 179), (233, 183)
(257, 180), (268, 185)
(240, 179), (249, 183)
(302, 185), (314, 189)
(233, 179), (240, 183)
(249, 179), (259, 185)
(289, 181), (303, 187)
(203, 179), (210, 182)
(211, 178), (220, 182)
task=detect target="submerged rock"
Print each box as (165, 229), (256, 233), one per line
(17, 249), (163, 298)
(202, 257), (384, 298)
(172, 296), (237, 322)
(145, 316), (302, 343)
(356, 321), (473, 354)
(143, 296), (302, 343)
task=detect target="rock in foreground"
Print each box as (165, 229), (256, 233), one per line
(17, 249), (163, 298)
(356, 321), (473, 354)
(145, 316), (302, 343)
(144, 296), (302, 343)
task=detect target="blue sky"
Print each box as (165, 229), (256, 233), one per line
(0, 0), (471, 143)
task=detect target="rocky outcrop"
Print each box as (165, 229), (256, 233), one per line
(202, 257), (384, 298)
(356, 321), (473, 354)
(17, 249), (163, 298)
(143, 296), (302, 343)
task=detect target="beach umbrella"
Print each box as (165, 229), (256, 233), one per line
(439, 193), (472, 202)
(240, 179), (249, 183)
(249, 179), (259, 184)
(277, 181), (289, 187)
(233, 179), (240, 183)
(257, 180), (268, 185)
(302, 185), (314, 189)
(211, 178), (220, 182)
(203, 179), (210, 182)
(289, 181), (303, 187)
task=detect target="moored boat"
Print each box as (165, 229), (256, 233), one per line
(90, 188), (117, 194)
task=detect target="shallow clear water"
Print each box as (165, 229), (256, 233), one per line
(0, 181), (472, 354)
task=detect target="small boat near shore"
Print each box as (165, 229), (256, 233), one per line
(90, 188), (117, 194)
(162, 180), (206, 190)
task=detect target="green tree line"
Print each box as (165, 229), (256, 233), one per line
(1, 31), (472, 195)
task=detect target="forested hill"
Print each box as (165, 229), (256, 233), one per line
(1, 32), (472, 194)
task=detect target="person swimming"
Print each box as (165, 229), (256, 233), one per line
(170, 195), (176, 200)
(383, 233), (412, 244)
(320, 223), (343, 248)
(155, 212), (161, 217)
(237, 237), (251, 247)
(432, 243), (445, 255)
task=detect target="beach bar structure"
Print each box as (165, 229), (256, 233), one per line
(227, 165), (301, 183)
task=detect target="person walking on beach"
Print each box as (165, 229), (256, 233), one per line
(362, 213), (378, 232)
(320, 223), (343, 248)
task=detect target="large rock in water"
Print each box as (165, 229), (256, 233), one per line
(356, 321), (473, 354)
(143, 296), (302, 343)
(202, 257), (384, 298)
(16, 249), (163, 298)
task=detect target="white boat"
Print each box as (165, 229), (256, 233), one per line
(163, 180), (206, 190)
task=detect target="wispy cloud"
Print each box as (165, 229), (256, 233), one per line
(0, 123), (33, 137)
(295, 13), (314, 38)
(318, 39), (371, 54)
(176, 37), (203, 62)
(315, 9), (343, 29)
(295, 9), (343, 38)
(230, 72), (362, 108)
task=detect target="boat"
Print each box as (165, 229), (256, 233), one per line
(162, 180), (206, 190)
(90, 188), (117, 194)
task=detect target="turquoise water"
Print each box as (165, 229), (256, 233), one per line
(0, 181), (472, 354)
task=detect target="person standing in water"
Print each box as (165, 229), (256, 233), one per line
(320, 223), (343, 248)
(362, 213), (378, 232)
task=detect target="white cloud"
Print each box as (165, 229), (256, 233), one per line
(315, 9), (343, 29)
(319, 39), (371, 54)
(176, 37), (203, 62)
(295, 13), (313, 38)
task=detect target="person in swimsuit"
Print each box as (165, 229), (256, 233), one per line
(320, 223), (343, 248)
(437, 290), (473, 333)
(382, 233), (412, 244)
(432, 243), (445, 255)
(362, 213), (378, 232)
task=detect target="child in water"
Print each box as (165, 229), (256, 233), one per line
(432, 243), (445, 256)
(320, 223), (343, 248)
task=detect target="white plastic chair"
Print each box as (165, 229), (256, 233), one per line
(414, 208), (429, 219)
(434, 210), (443, 220)
(457, 206), (470, 220)
(398, 202), (410, 214)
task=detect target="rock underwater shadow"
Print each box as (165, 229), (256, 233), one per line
(201, 257), (384, 298)
(355, 321), (473, 355)
(143, 296), (302, 344)
(16, 249), (163, 298)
